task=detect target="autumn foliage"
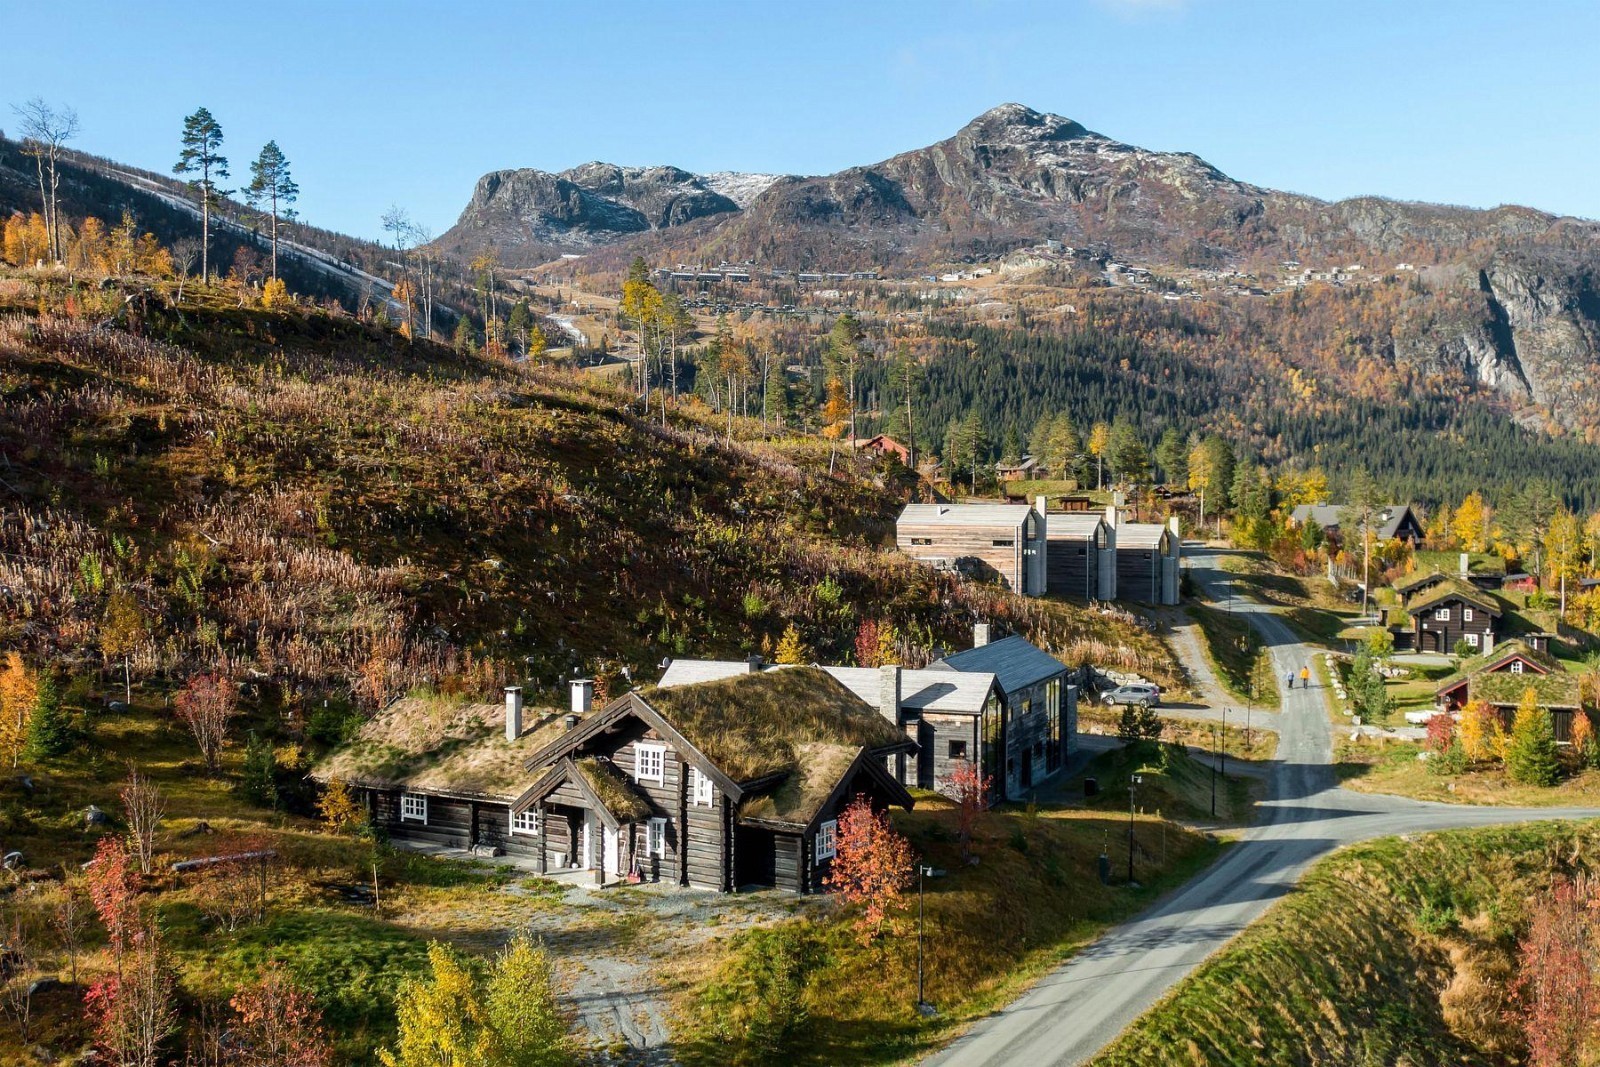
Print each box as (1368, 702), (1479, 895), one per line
(229, 963), (333, 1067)
(824, 796), (915, 942)
(173, 672), (238, 775)
(949, 760), (992, 862)
(1513, 875), (1600, 1067)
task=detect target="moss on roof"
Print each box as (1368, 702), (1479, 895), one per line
(575, 757), (652, 822)
(738, 742), (862, 829)
(1472, 671), (1583, 709)
(1405, 578), (1502, 616)
(1393, 571), (1450, 597)
(311, 693), (573, 800)
(1437, 640), (1563, 691)
(639, 665), (905, 782)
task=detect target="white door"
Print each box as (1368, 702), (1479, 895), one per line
(581, 811), (595, 870)
(604, 825), (620, 876)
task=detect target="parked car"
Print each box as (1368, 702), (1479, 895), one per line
(1101, 683), (1161, 709)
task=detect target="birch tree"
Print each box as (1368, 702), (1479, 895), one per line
(12, 97), (79, 263)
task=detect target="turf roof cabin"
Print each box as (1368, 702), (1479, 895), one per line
(1403, 578), (1502, 655)
(1435, 639), (1587, 741)
(520, 666), (914, 893)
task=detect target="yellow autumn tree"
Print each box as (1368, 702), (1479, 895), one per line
(0, 652), (40, 769)
(1452, 492), (1491, 553)
(774, 624), (810, 665)
(1087, 422), (1112, 489)
(261, 277), (291, 310)
(379, 942), (491, 1067)
(1458, 698), (1502, 764)
(3, 213), (50, 267)
(317, 777), (366, 834)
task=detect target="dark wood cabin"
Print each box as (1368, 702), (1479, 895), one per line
(1046, 512), (1115, 600)
(1112, 519), (1182, 605)
(1434, 640), (1585, 742)
(316, 669), (915, 894)
(1405, 578), (1502, 655)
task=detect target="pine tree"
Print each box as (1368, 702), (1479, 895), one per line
(174, 107), (229, 284)
(238, 731), (279, 809)
(1506, 688), (1561, 787)
(26, 671), (72, 759)
(1106, 421), (1150, 485)
(244, 140), (298, 281)
(1155, 426), (1187, 487)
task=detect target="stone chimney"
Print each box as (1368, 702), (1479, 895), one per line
(570, 679), (594, 716)
(879, 665), (903, 726)
(504, 686), (523, 741)
(746, 654), (764, 674)
(973, 622), (991, 648)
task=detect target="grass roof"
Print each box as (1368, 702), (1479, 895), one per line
(1405, 578), (1502, 616)
(575, 757), (652, 822)
(312, 693), (573, 800)
(639, 666), (905, 782)
(1472, 671), (1583, 709)
(1437, 639), (1563, 690)
(738, 742), (862, 829)
(1393, 571), (1451, 597)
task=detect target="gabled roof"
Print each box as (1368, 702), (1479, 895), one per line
(1406, 578), (1502, 617)
(822, 666), (998, 716)
(1472, 670), (1583, 710)
(310, 693), (569, 802)
(736, 743), (914, 832)
(1047, 513), (1110, 539)
(658, 660), (999, 716)
(898, 503), (1034, 528)
(1394, 570), (1453, 598)
(1290, 503), (1419, 540)
(932, 634), (1067, 694)
(1436, 639), (1561, 692)
(512, 756), (650, 826)
(532, 667), (910, 790)
(1116, 523), (1172, 550)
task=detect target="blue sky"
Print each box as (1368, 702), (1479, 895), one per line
(8, 0), (1597, 242)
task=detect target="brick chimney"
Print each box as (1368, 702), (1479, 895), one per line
(973, 622), (991, 648)
(879, 665), (903, 726)
(504, 686), (523, 741)
(570, 679), (594, 715)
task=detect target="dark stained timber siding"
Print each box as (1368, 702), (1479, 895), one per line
(1047, 537), (1095, 597)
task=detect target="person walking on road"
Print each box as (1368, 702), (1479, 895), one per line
(1300, 665), (1310, 689)
(1285, 670), (1294, 691)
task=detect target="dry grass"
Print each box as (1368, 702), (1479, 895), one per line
(576, 756), (652, 821)
(642, 666), (904, 782)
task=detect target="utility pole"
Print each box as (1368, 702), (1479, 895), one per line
(1127, 774), (1143, 884)
(1209, 723), (1217, 818)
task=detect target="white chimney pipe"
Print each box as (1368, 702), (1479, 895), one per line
(1105, 503), (1119, 528)
(1459, 552), (1470, 578)
(973, 622), (991, 648)
(504, 686), (523, 741)
(570, 679), (594, 715)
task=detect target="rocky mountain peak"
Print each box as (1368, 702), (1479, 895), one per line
(956, 103), (1093, 147)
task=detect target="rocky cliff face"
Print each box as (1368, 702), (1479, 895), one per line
(434, 162), (751, 262)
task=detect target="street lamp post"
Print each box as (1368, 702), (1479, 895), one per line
(916, 864), (945, 1014)
(1127, 774), (1143, 884)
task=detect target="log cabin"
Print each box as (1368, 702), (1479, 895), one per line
(313, 668), (915, 893)
(1434, 639), (1585, 742)
(896, 501), (1047, 596)
(1404, 578), (1502, 655)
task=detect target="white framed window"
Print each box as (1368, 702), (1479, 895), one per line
(510, 808), (539, 835)
(1463, 608), (1474, 622)
(400, 794), (427, 823)
(815, 819), (838, 862)
(1465, 633), (1480, 649)
(1433, 608), (1451, 621)
(647, 818), (667, 857)
(690, 767), (714, 807)
(634, 743), (666, 784)
(1511, 661), (1525, 674)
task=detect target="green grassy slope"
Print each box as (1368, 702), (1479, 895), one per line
(1092, 821), (1600, 1067)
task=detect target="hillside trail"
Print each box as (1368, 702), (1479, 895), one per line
(924, 544), (1600, 1067)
